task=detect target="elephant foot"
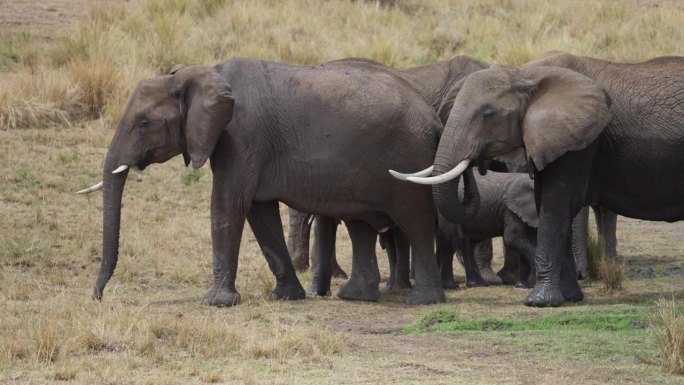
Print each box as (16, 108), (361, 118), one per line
(576, 268), (588, 280)
(386, 276), (412, 291)
(337, 278), (380, 302)
(497, 269), (518, 285)
(465, 276), (489, 288)
(309, 275), (332, 297)
(202, 288), (241, 307)
(332, 265), (348, 279)
(561, 280), (584, 303)
(441, 275), (459, 290)
(405, 285), (446, 305)
(524, 282), (564, 307)
(515, 279), (534, 289)
(479, 267), (503, 285)
(268, 281), (306, 301)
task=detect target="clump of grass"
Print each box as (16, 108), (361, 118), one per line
(585, 230), (603, 279)
(181, 168), (204, 185)
(652, 299), (684, 374)
(599, 256), (626, 291)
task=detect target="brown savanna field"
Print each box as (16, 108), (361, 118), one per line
(1, 0), (683, 384)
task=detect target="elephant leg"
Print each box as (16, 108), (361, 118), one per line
(475, 239), (501, 285)
(503, 213), (537, 288)
(436, 221), (458, 289)
(402, 212), (445, 305)
(525, 146), (595, 307)
(330, 225), (349, 280)
(310, 216), (336, 296)
(387, 229), (412, 290)
(247, 201), (306, 301)
(498, 245), (520, 285)
(337, 220), (381, 302)
(572, 206), (589, 279)
(202, 192), (248, 307)
(593, 205), (618, 260)
(383, 231), (397, 289)
(560, 235), (583, 302)
(286, 208), (313, 271)
(463, 239), (489, 287)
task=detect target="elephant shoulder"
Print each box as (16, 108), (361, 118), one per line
(503, 175), (538, 228)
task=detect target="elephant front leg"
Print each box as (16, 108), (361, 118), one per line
(337, 220), (381, 302)
(248, 201), (306, 301)
(462, 239), (489, 288)
(386, 229), (412, 290)
(202, 200), (246, 307)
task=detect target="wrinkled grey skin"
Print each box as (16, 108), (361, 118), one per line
(89, 58), (447, 306)
(572, 205), (618, 278)
(286, 55), (491, 293)
(420, 52), (684, 307)
(438, 172), (537, 289)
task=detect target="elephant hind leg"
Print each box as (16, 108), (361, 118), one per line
(337, 220), (381, 302)
(474, 239), (502, 285)
(385, 229), (412, 290)
(310, 216), (337, 296)
(247, 201), (306, 301)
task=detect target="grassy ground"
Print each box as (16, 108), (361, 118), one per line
(1, 0), (684, 384)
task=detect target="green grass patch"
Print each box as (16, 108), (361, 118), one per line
(406, 307), (649, 334)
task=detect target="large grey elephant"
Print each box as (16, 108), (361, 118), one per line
(78, 58), (448, 306)
(396, 52), (684, 307)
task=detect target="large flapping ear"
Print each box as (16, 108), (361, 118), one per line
(516, 65), (611, 171)
(504, 175), (538, 228)
(436, 77), (466, 125)
(172, 65), (235, 168)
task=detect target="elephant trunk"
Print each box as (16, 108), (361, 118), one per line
(93, 148), (129, 300)
(431, 134), (480, 224)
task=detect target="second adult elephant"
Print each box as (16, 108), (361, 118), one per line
(397, 53), (684, 306)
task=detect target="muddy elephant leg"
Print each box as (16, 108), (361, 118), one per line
(436, 222), (458, 289)
(386, 229), (412, 290)
(593, 205), (618, 260)
(247, 201), (306, 301)
(337, 220), (381, 302)
(525, 146), (595, 307)
(286, 208), (313, 271)
(310, 216), (337, 296)
(475, 239), (501, 285)
(572, 206), (589, 279)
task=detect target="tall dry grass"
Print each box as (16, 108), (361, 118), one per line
(1, 0), (683, 129)
(652, 299), (684, 374)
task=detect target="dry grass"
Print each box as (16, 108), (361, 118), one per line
(600, 256), (627, 292)
(2, 0), (684, 130)
(653, 299), (684, 374)
(1, 0), (684, 383)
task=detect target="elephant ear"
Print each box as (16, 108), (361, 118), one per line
(436, 77), (466, 125)
(504, 175), (538, 228)
(517, 66), (611, 171)
(173, 65), (235, 168)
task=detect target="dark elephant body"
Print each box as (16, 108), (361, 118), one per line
(88, 57), (448, 306)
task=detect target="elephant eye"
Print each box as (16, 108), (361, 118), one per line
(139, 119), (149, 129)
(482, 109), (495, 119)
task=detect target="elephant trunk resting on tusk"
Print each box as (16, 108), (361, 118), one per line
(390, 159), (471, 185)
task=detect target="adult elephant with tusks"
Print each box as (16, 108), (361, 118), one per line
(78, 58), (447, 306)
(393, 52), (684, 307)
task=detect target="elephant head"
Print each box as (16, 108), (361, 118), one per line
(78, 65), (234, 300)
(393, 65), (611, 224)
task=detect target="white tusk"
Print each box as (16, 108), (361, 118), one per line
(76, 181), (103, 194)
(389, 165), (434, 181)
(405, 159), (471, 185)
(111, 165), (129, 174)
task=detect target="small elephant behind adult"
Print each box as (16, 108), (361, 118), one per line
(437, 171), (538, 289)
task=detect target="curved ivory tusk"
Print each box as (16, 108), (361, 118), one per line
(388, 165), (434, 181)
(405, 159), (471, 185)
(76, 181), (103, 194)
(111, 165), (129, 174)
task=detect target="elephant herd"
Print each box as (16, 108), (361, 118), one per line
(78, 51), (684, 308)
